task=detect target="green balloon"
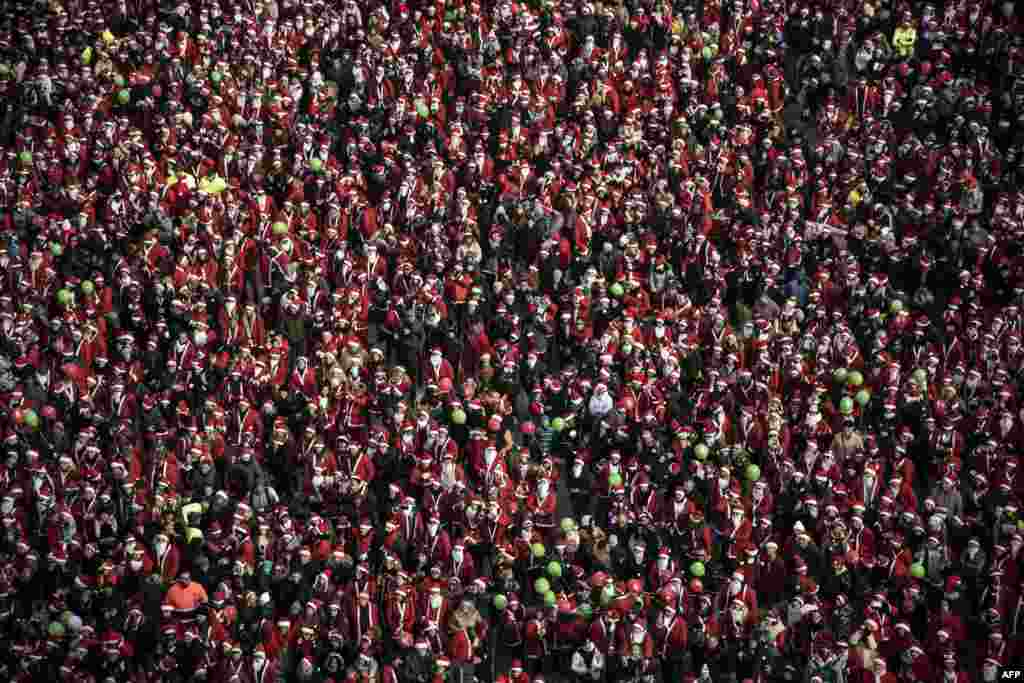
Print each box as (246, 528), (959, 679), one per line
(23, 409), (39, 429)
(56, 289), (73, 306)
(694, 444), (709, 461)
(117, 89), (131, 104)
(608, 472), (623, 488)
(81, 280), (95, 295)
(745, 464), (761, 481)
(702, 46), (714, 60)
(51, 242), (63, 257)
(544, 590), (557, 607)
(534, 577), (550, 594)
(855, 389), (871, 406)
(909, 562), (926, 579)
(561, 517), (576, 533)
(609, 282), (624, 297)
(847, 371), (864, 387)
(551, 417), (565, 432)
(309, 158), (323, 173)
(18, 151), (31, 165)
(833, 367), (848, 384)
(493, 594), (508, 611)
(690, 561), (706, 578)
(532, 543), (546, 559)
(272, 221), (289, 236)
(839, 397), (854, 415)
(547, 561), (562, 578)
(450, 408), (467, 425)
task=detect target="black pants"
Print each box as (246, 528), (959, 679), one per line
(451, 662), (476, 683)
(527, 654), (554, 679)
(661, 655), (690, 683)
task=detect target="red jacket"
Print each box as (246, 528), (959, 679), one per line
(384, 598), (416, 635)
(526, 490), (557, 528)
(422, 359), (455, 386)
(498, 608), (523, 647)
(720, 517), (753, 560)
(448, 627), (476, 663)
(415, 529), (453, 567)
(525, 618), (549, 658)
(155, 544), (181, 584)
(618, 632), (654, 659)
(849, 526), (877, 566)
(444, 553), (477, 586)
(654, 616), (688, 657)
(754, 555), (788, 602)
(588, 616), (623, 655)
(347, 602), (381, 643)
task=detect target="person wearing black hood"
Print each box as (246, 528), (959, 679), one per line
(189, 454), (221, 503)
(280, 568), (314, 620)
(228, 446), (265, 497)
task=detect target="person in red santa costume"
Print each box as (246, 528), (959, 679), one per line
(445, 542), (477, 586)
(152, 532), (180, 585)
(524, 607), (552, 677)
(653, 602), (688, 681)
(348, 589), (381, 646)
(422, 347), (455, 388)
(471, 442), (509, 492)
(248, 643), (279, 683)
(447, 598), (487, 680)
(715, 570), (759, 617)
(936, 652), (970, 683)
(384, 585), (417, 641)
(526, 477), (557, 541)
(745, 479), (775, 528)
(855, 654), (897, 683)
(419, 584), (450, 654)
(719, 500), (754, 570)
(708, 465), (742, 525)
(618, 620), (656, 681)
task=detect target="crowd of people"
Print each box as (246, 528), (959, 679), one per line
(1, 0), (1023, 681)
